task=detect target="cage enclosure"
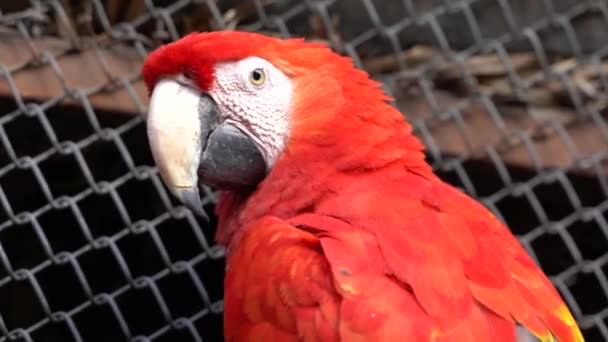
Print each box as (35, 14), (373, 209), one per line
(1, 0), (608, 341)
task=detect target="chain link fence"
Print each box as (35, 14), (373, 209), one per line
(1, 0), (608, 341)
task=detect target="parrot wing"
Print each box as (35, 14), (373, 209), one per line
(303, 168), (584, 342)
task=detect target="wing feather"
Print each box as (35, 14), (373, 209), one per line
(312, 171), (583, 341)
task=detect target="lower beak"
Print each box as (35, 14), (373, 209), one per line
(146, 79), (266, 218)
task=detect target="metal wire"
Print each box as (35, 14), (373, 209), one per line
(1, 0), (608, 341)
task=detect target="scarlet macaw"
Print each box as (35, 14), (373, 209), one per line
(142, 31), (584, 342)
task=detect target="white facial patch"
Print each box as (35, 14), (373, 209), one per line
(210, 56), (293, 168)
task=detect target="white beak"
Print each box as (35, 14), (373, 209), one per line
(146, 78), (207, 217)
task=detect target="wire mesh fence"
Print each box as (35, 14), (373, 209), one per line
(0, 0), (608, 341)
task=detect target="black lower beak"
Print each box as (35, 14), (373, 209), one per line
(199, 122), (267, 191)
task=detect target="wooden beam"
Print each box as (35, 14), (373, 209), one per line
(0, 33), (147, 115)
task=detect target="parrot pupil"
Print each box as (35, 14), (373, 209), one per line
(252, 70), (262, 81)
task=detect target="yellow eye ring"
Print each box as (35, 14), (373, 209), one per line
(249, 68), (266, 86)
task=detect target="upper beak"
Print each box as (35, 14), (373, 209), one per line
(146, 79), (266, 218)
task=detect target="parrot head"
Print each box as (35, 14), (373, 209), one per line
(142, 31), (420, 218)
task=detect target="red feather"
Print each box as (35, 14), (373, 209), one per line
(144, 31), (584, 342)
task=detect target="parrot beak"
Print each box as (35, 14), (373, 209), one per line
(146, 78), (266, 218)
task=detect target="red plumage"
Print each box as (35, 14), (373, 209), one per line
(143, 31), (584, 342)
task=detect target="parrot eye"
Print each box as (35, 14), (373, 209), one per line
(249, 68), (266, 87)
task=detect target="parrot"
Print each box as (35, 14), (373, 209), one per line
(141, 31), (585, 342)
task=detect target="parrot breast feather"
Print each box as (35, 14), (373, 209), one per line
(223, 216), (340, 342)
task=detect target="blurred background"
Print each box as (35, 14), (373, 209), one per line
(1, 0), (608, 341)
